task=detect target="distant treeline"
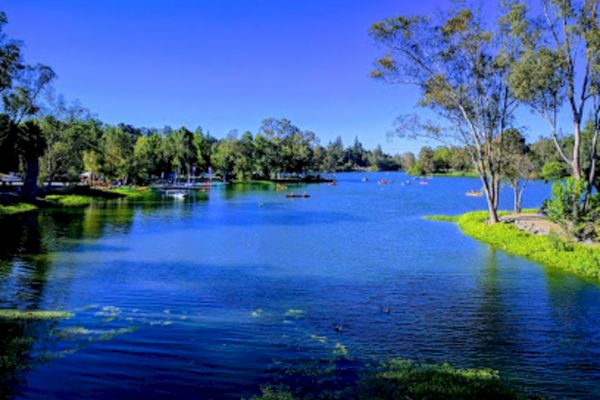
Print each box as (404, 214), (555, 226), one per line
(407, 124), (598, 183)
(0, 114), (403, 185)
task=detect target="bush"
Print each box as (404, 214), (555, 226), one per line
(544, 178), (600, 240)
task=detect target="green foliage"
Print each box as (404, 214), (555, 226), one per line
(0, 202), (37, 216)
(545, 178), (600, 240)
(540, 161), (566, 181)
(434, 210), (600, 280)
(45, 194), (95, 208)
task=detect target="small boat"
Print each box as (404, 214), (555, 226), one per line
(419, 180), (429, 185)
(286, 192), (310, 198)
(165, 189), (189, 199)
(275, 183), (288, 191)
(328, 181), (337, 186)
(378, 179), (389, 185)
(466, 190), (484, 197)
(361, 177), (369, 182)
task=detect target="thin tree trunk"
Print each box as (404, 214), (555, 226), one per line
(22, 157), (39, 201)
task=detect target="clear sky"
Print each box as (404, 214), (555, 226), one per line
(3, 0), (549, 154)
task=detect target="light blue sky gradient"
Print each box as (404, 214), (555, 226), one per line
(4, 0), (551, 154)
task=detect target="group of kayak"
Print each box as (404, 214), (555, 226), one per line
(284, 176), (484, 198)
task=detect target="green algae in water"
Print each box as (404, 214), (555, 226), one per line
(0, 310), (73, 321)
(284, 309), (305, 317)
(251, 308), (265, 318)
(331, 342), (348, 359)
(309, 334), (327, 344)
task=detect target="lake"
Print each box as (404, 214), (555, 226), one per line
(1, 172), (599, 399)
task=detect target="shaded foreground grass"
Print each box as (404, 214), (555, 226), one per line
(0, 202), (37, 216)
(425, 211), (600, 280)
(249, 359), (538, 400)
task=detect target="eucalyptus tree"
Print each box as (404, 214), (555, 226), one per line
(0, 11), (55, 198)
(505, 0), (599, 196)
(500, 129), (535, 213)
(371, 6), (519, 222)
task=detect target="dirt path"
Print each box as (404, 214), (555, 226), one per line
(500, 213), (563, 236)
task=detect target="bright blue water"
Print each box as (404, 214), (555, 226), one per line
(1, 172), (599, 399)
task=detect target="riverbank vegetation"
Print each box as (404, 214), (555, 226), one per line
(427, 211), (600, 280)
(45, 194), (95, 208)
(249, 358), (535, 400)
(0, 202), (37, 216)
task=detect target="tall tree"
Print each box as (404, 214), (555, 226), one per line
(506, 0), (600, 198)
(371, 7), (519, 222)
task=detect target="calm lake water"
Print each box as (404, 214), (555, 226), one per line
(1, 172), (600, 399)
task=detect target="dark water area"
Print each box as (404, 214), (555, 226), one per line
(1, 172), (599, 399)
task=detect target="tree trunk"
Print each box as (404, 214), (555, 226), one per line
(513, 184), (519, 213)
(481, 178), (499, 223)
(21, 157), (40, 201)
(572, 122), (582, 180)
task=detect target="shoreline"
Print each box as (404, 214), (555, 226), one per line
(426, 211), (600, 280)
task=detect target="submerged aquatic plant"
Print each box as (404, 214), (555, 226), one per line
(0, 310), (73, 321)
(250, 358), (536, 400)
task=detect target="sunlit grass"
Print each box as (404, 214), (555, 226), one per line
(45, 194), (95, 207)
(0, 202), (37, 216)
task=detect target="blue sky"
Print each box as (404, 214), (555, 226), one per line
(3, 0), (549, 154)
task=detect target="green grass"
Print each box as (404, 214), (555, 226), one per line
(107, 186), (157, 200)
(249, 359), (533, 400)
(45, 194), (95, 207)
(0, 202), (37, 216)
(428, 210), (600, 280)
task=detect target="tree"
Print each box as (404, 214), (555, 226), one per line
(0, 12), (55, 198)
(101, 126), (133, 183)
(416, 146), (435, 175)
(323, 136), (345, 172)
(83, 150), (101, 185)
(213, 132), (240, 181)
(171, 127), (197, 181)
(500, 129), (535, 213)
(505, 0), (599, 199)
(371, 6), (518, 222)
(400, 152), (416, 171)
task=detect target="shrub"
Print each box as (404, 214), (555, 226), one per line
(544, 178), (600, 240)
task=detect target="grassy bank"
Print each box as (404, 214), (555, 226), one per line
(107, 186), (157, 200)
(45, 194), (96, 207)
(0, 202), (37, 216)
(426, 211), (600, 280)
(250, 358), (534, 400)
